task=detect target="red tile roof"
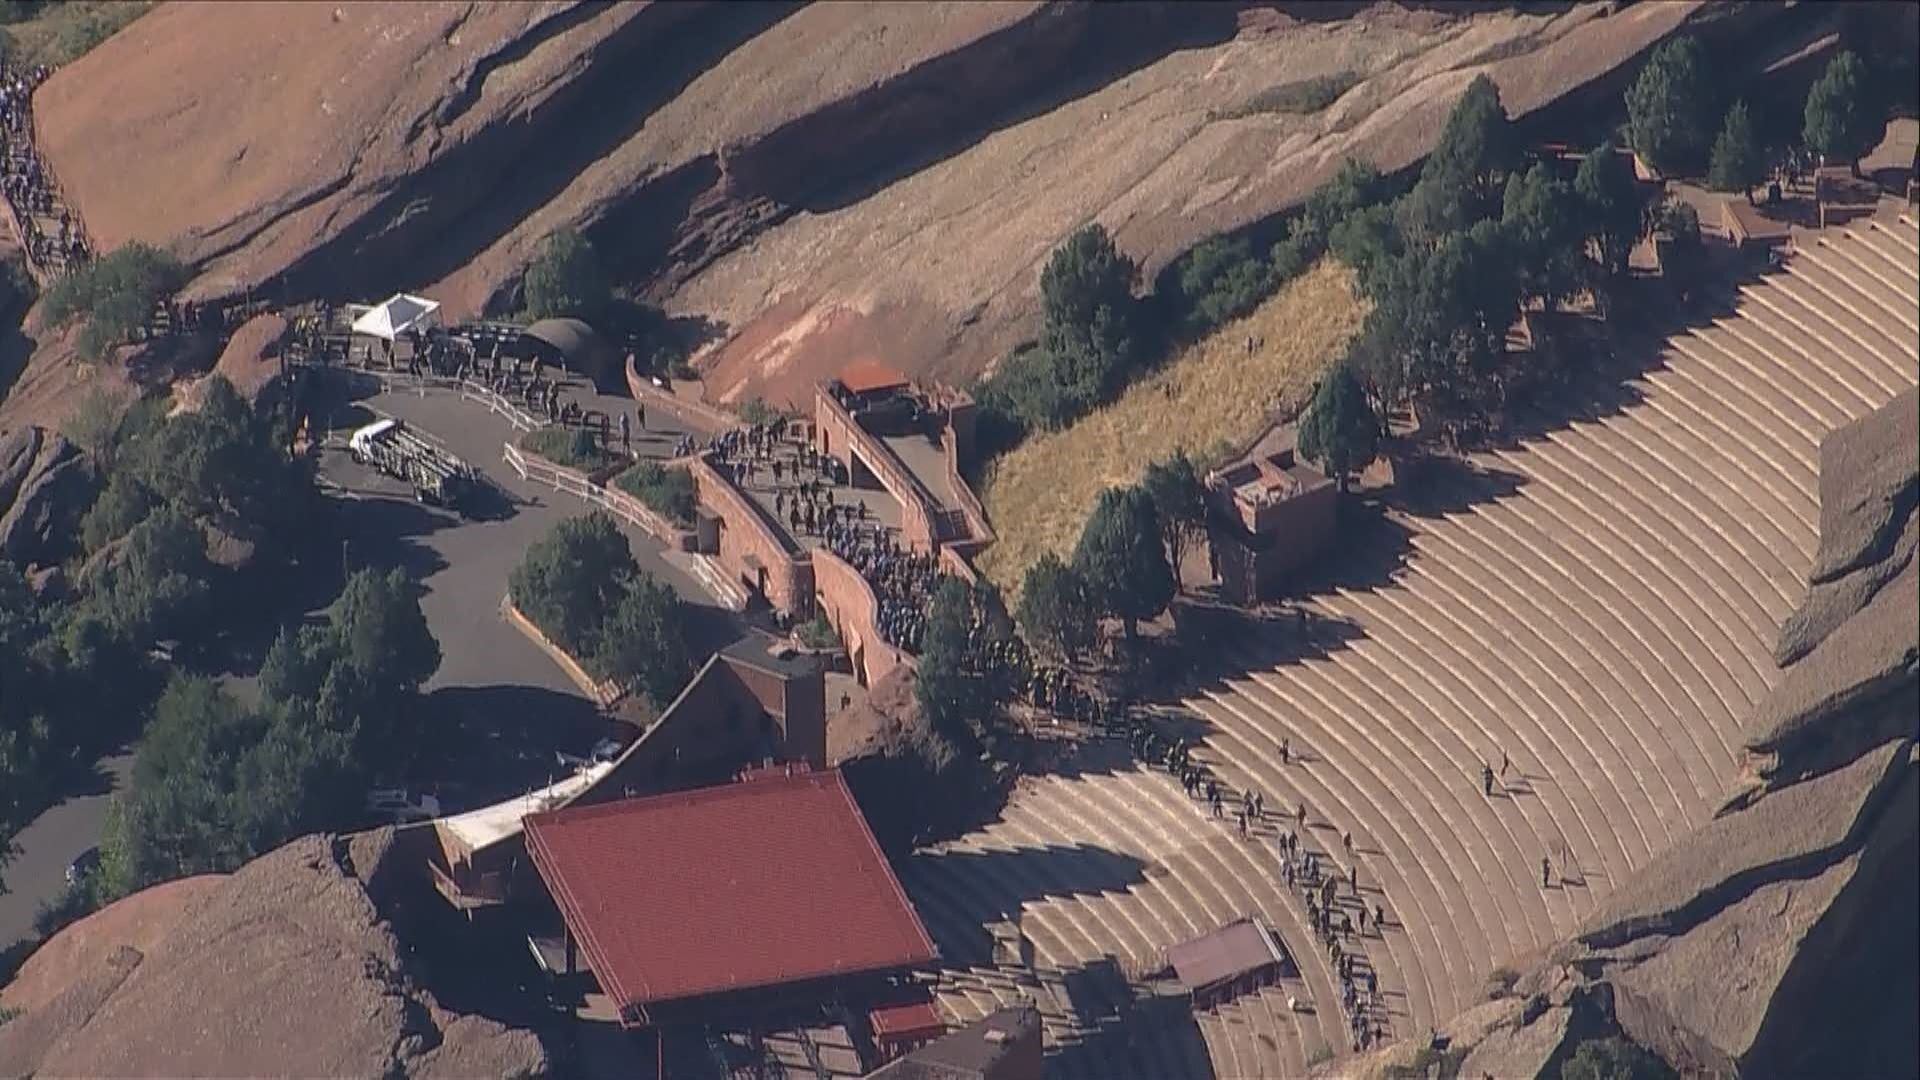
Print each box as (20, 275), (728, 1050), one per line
(524, 768), (937, 1015)
(839, 360), (911, 396)
(869, 999), (945, 1042)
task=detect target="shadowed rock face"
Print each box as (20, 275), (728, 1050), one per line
(33, 0), (1744, 410)
(1358, 392), (1920, 1080)
(0, 832), (550, 1079)
(0, 426), (93, 568)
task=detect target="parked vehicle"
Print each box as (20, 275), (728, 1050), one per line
(349, 418), (481, 513)
(364, 788), (442, 823)
(66, 846), (100, 886)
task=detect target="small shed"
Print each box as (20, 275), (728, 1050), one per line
(1166, 917), (1287, 1009)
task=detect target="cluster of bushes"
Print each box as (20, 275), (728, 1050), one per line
(522, 229), (699, 381)
(972, 157), (1400, 458)
(41, 242), (190, 360)
(509, 511), (691, 708)
(613, 460), (696, 525)
(520, 424), (613, 472)
(8, 377), (362, 930)
(1631, 38), (1884, 185)
(1214, 71), (1363, 120)
(0, 0), (151, 66)
(90, 568), (441, 905)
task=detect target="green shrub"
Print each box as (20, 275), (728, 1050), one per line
(613, 461), (696, 525)
(1173, 237), (1271, 336)
(0, 1), (152, 66)
(523, 229), (609, 322)
(41, 242), (188, 360)
(736, 397), (786, 427)
(794, 613), (842, 651)
(1219, 71), (1362, 119)
(519, 425), (609, 472)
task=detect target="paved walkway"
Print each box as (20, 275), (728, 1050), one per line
(904, 207), (1920, 1078)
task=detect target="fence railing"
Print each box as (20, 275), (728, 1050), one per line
(501, 442), (688, 546)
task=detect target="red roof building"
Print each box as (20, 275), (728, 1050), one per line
(524, 767), (937, 1027)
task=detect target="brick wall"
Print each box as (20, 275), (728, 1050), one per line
(624, 354), (735, 435)
(688, 453), (814, 616)
(812, 385), (939, 551)
(814, 545), (911, 688)
(1209, 484), (1338, 604)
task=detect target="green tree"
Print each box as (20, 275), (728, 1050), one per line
(39, 241), (189, 360)
(1140, 451), (1207, 581)
(1072, 486), (1175, 643)
(1804, 50), (1880, 176)
(1656, 199), (1704, 284)
(1356, 219), (1517, 426)
(1399, 74), (1516, 245)
(915, 578), (988, 745)
(1037, 223), (1140, 407)
(1707, 100), (1765, 202)
(523, 228), (611, 322)
(1501, 162), (1587, 307)
(123, 375), (313, 545)
(1559, 1037), (1676, 1080)
(1298, 362), (1380, 492)
(1574, 141), (1646, 284)
(79, 471), (155, 554)
(97, 676), (356, 898)
(1327, 202), (1403, 295)
(1175, 237), (1270, 335)
(1016, 552), (1097, 661)
(509, 512), (634, 656)
(63, 385), (127, 471)
(591, 575), (691, 708)
(259, 567), (441, 776)
(83, 505), (212, 646)
(1626, 35), (1714, 175)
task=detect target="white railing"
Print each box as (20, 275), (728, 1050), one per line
(501, 442), (684, 544)
(352, 367), (549, 433)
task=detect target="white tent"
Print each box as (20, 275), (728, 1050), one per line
(350, 293), (442, 341)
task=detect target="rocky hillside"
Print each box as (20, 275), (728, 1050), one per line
(0, 830), (550, 1078)
(1345, 389), (1919, 1080)
(32, 0), (1734, 409)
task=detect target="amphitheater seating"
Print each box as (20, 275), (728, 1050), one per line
(903, 207), (1919, 1078)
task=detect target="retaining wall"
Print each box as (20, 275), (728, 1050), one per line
(813, 545), (911, 688)
(625, 354), (736, 434)
(501, 598), (623, 708)
(812, 386), (941, 551)
(687, 453), (814, 616)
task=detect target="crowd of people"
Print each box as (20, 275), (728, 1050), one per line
(1122, 707), (1390, 1051)
(0, 59), (86, 274)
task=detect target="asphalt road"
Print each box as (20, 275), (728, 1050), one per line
(0, 377), (741, 951)
(316, 378), (745, 801)
(0, 754), (131, 950)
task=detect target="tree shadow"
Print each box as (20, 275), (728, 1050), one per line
(1047, 979), (1217, 1080)
(331, 492), (458, 581)
(422, 683), (606, 804)
(905, 843), (1149, 965)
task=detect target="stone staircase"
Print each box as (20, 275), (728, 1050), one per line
(904, 208), (1918, 1079)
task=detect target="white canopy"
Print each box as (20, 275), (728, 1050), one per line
(350, 293), (441, 341)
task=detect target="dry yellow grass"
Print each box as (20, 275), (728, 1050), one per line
(977, 259), (1366, 594)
